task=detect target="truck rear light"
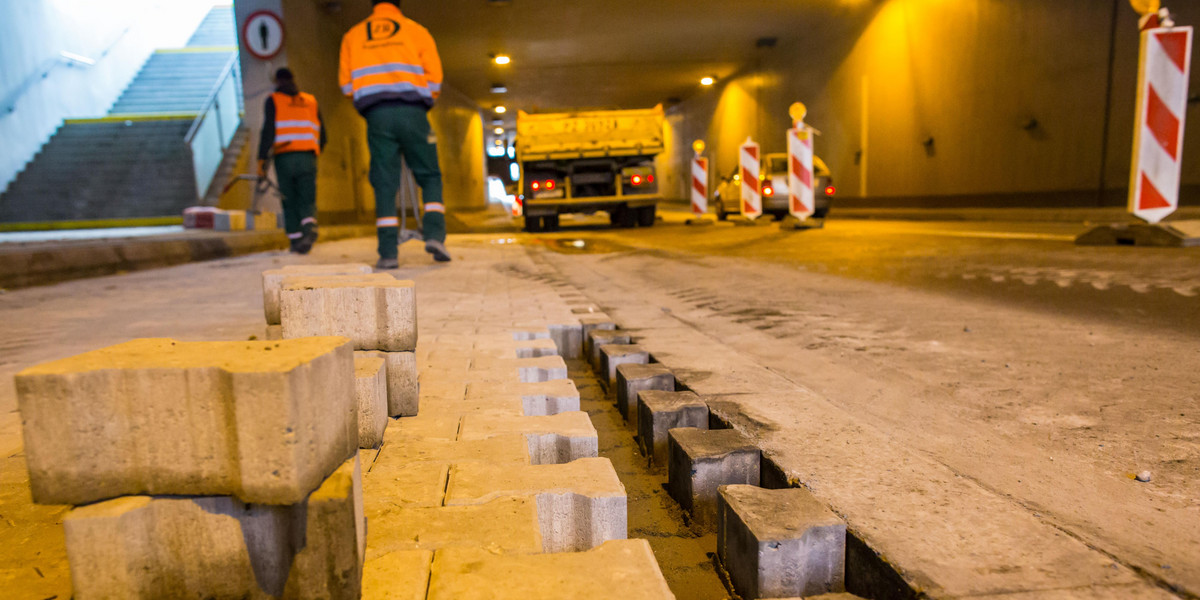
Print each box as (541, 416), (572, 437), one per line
(763, 186), (774, 196)
(825, 185), (836, 196)
(531, 181), (540, 191)
(647, 175), (654, 183)
(545, 180), (556, 190)
(631, 175), (643, 186)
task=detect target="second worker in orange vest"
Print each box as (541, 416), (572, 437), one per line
(259, 68), (326, 254)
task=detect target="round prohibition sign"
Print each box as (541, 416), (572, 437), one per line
(243, 11), (285, 60)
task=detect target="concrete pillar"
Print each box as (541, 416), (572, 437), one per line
(615, 363), (675, 428)
(667, 428), (760, 531)
(636, 391), (709, 468)
(16, 337), (357, 506)
(717, 485), (847, 599)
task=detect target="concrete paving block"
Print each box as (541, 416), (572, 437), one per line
(600, 344), (649, 389)
(372, 435), (531, 472)
(265, 324), (283, 341)
(588, 330), (632, 371)
(261, 264), (373, 325)
(460, 412), (599, 464)
(355, 355), (388, 449)
(360, 351), (419, 417)
(637, 391), (709, 468)
(362, 550), (432, 600)
(668, 428), (761, 530)
(548, 323), (584, 359)
(363, 462), (448, 514)
(63, 455), (365, 600)
(717, 485), (846, 599)
(427, 539), (675, 600)
(465, 379), (581, 416)
(616, 363), (675, 427)
(514, 337), (562, 359)
(444, 458), (627, 552)
(281, 274), (417, 352)
(368, 496), (543, 558)
(16, 337), (357, 506)
(511, 328), (551, 341)
(514, 355), (569, 382)
(385, 414), (462, 441)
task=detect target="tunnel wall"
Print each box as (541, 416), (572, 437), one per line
(0, 1), (216, 195)
(236, 0), (485, 224)
(664, 0), (1200, 208)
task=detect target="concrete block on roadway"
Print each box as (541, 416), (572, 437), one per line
(514, 355), (569, 382)
(16, 337), (357, 506)
(460, 412), (598, 464)
(355, 354), (388, 449)
(511, 328), (552, 341)
(600, 344), (649, 389)
(548, 323), (584, 359)
(718, 485), (846, 599)
(668, 428), (760, 530)
(580, 315), (617, 358)
(368, 496), (543, 558)
(444, 457), (626, 552)
(637, 391), (709, 468)
(63, 454), (365, 600)
(615, 363), (675, 427)
(427, 539), (674, 599)
(474, 337), (561, 359)
(373, 435), (531, 471)
(465, 379), (581, 416)
(360, 351), (419, 417)
(281, 274), (417, 352)
(588, 330), (632, 371)
(261, 263), (373, 325)
(363, 550), (432, 600)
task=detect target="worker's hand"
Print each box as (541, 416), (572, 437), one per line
(256, 160), (267, 178)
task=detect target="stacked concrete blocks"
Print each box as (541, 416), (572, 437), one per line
(717, 485), (847, 599)
(280, 272), (420, 417)
(637, 390), (709, 468)
(261, 263), (373, 325)
(17, 338), (365, 599)
(615, 363), (675, 427)
(668, 428), (761, 530)
(599, 344), (650, 389)
(355, 354), (388, 449)
(588, 330), (632, 370)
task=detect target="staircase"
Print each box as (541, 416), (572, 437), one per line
(0, 6), (242, 225)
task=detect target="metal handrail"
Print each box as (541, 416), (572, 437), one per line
(184, 55), (239, 144)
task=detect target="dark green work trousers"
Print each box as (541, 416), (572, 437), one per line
(366, 104), (445, 259)
(274, 151), (318, 239)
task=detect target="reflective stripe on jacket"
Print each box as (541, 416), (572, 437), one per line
(272, 92), (322, 156)
(338, 3), (443, 113)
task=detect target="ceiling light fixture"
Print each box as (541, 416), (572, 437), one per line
(490, 84), (508, 94)
(700, 76), (715, 86)
(494, 127), (505, 135)
(493, 54), (511, 65)
(494, 106), (507, 114)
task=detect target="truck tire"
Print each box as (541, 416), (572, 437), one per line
(524, 215), (543, 232)
(636, 205), (656, 227)
(610, 206), (636, 229)
(544, 214), (560, 231)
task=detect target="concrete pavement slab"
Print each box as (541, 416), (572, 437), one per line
(427, 539), (675, 600)
(362, 550), (431, 600)
(464, 379), (581, 416)
(459, 412), (599, 464)
(366, 496), (543, 558)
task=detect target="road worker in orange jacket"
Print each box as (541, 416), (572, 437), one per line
(258, 68), (326, 254)
(339, 0), (449, 267)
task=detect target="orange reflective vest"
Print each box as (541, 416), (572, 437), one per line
(271, 92), (321, 156)
(339, 3), (443, 112)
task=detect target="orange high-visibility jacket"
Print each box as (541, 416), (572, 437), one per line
(339, 3), (443, 113)
(270, 91), (322, 155)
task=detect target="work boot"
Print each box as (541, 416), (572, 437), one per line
(425, 239), (452, 262)
(295, 223), (319, 255)
(375, 257), (399, 270)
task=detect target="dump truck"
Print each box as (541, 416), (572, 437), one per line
(515, 105), (664, 232)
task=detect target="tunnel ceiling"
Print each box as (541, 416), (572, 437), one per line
(350, 0), (877, 121)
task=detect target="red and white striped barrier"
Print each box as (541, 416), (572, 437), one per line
(787, 127), (815, 220)
(512, 195), (523, 218)
(1129, 26), (1192, 224)
(740, 138), (762, 219)
(692, 156), (709, 216)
